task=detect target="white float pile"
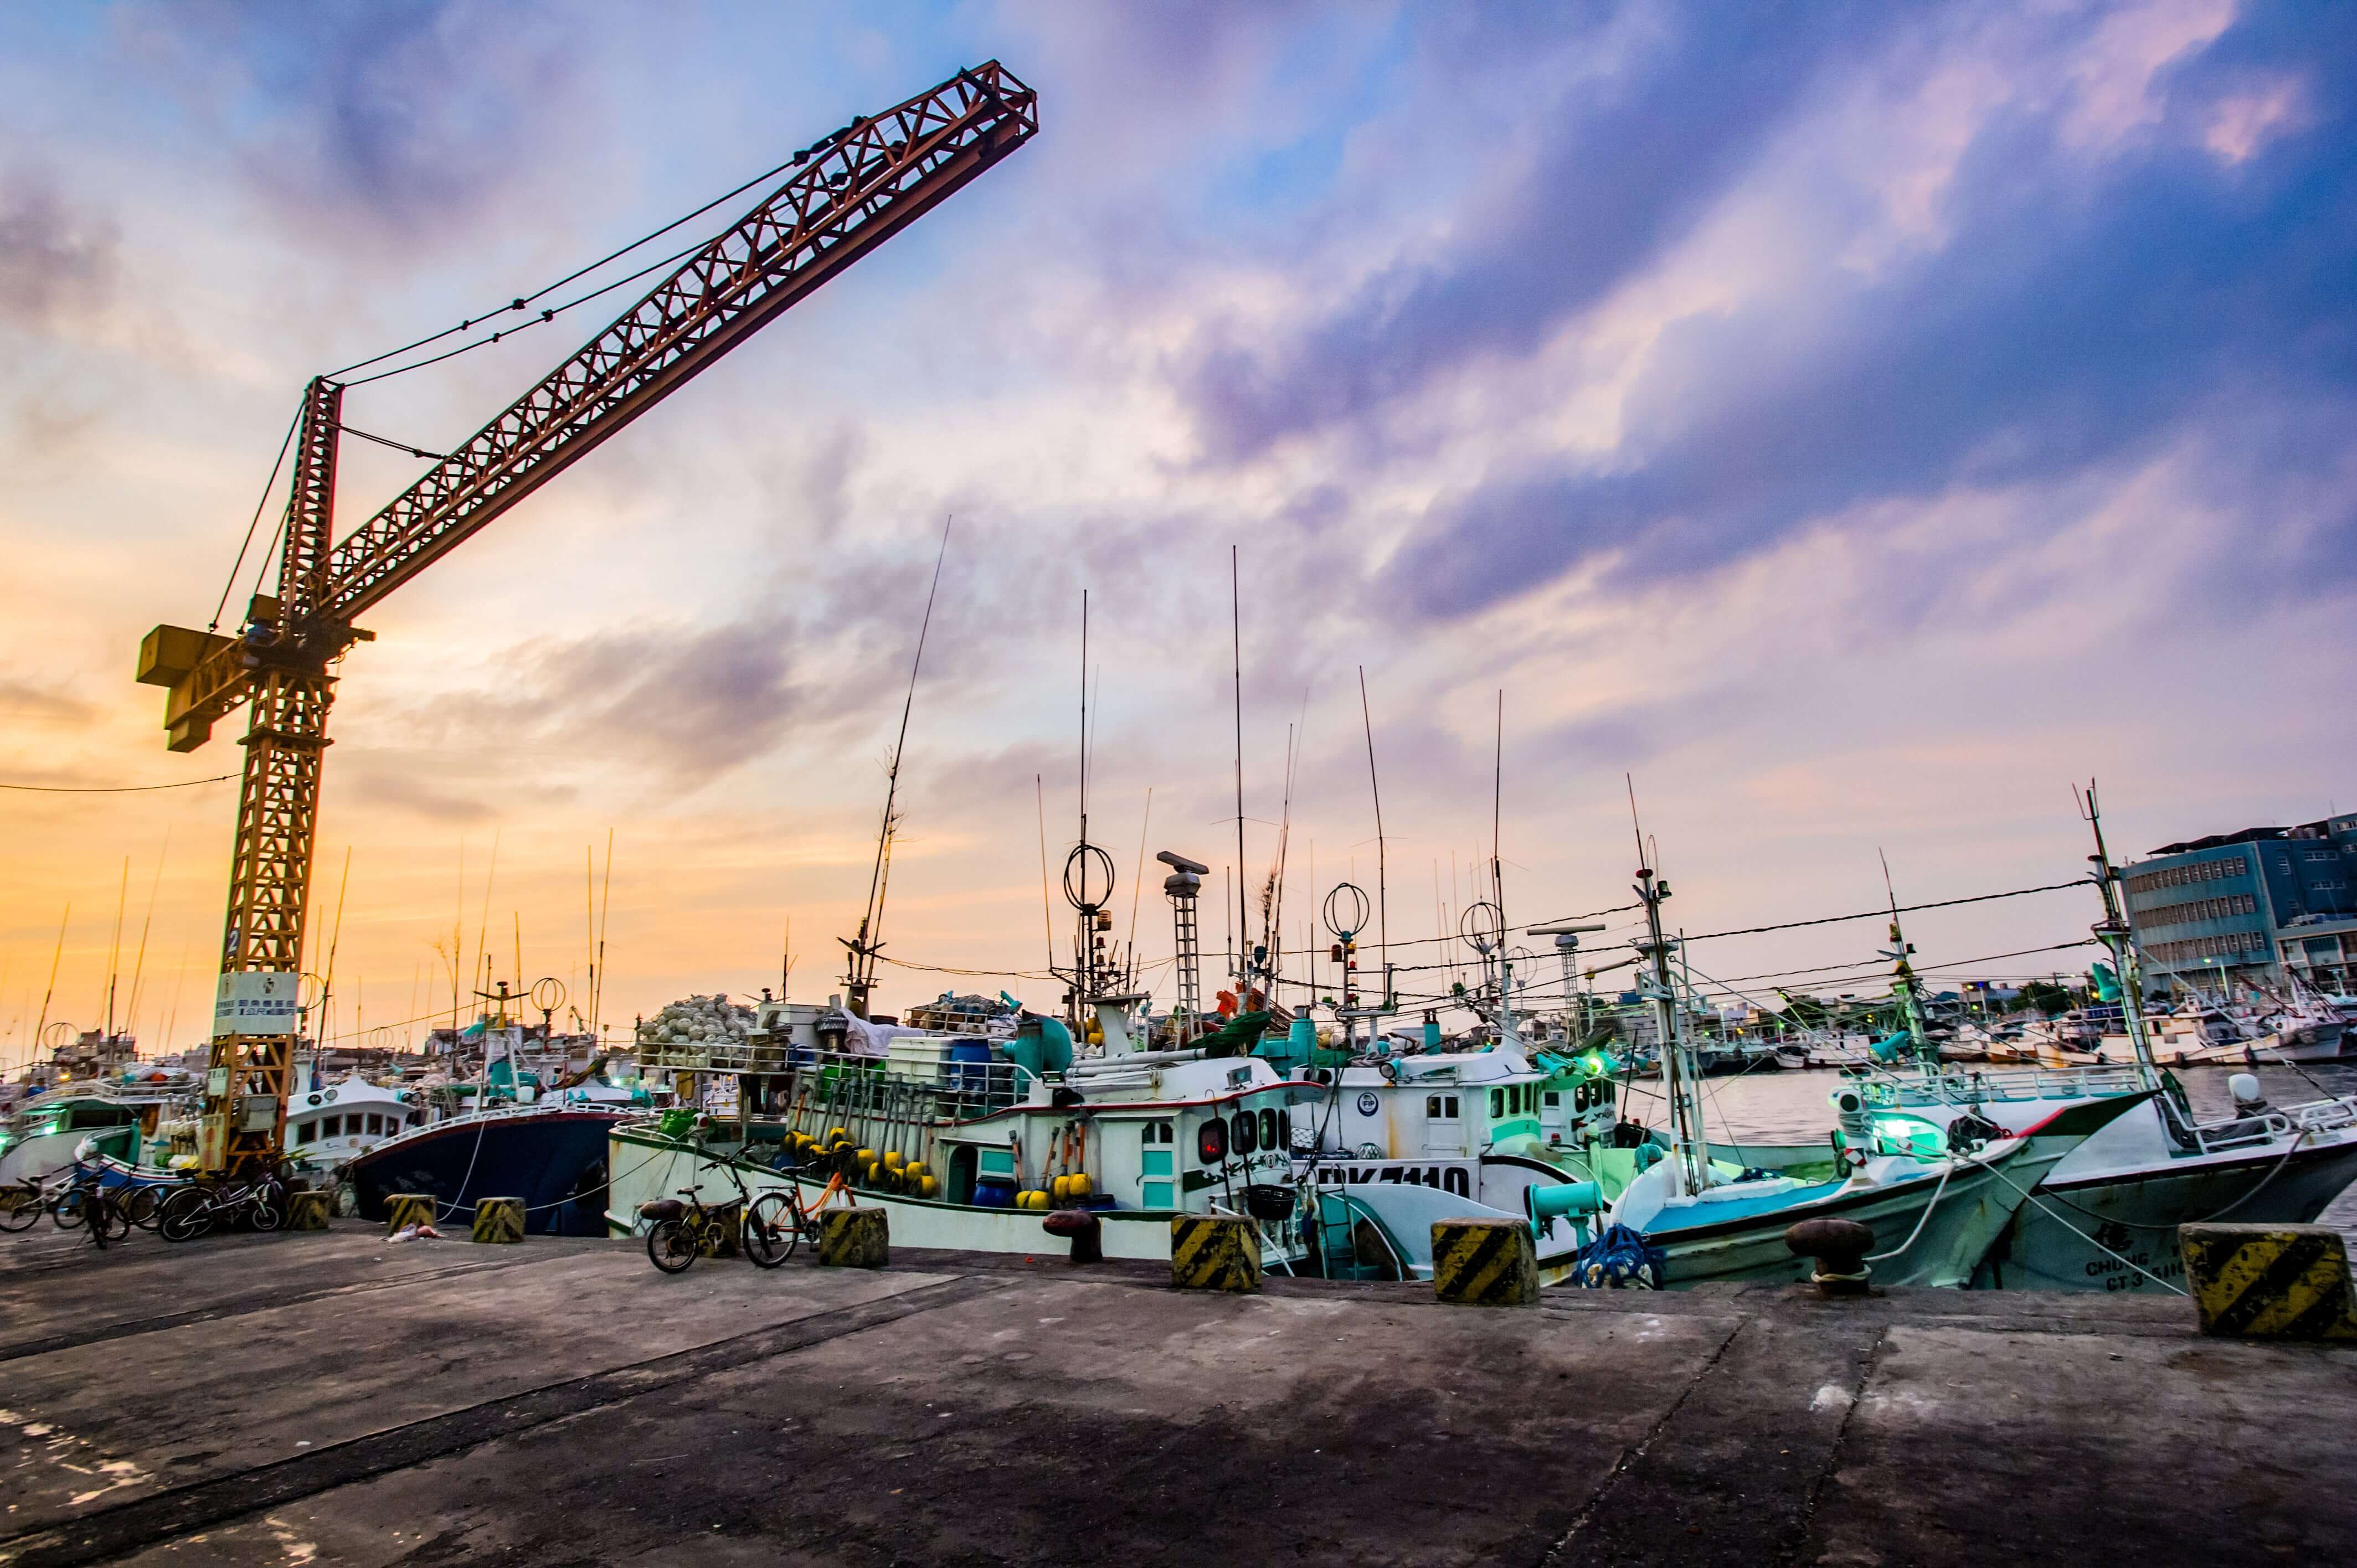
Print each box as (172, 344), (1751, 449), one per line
(636, 994), (755, 1047)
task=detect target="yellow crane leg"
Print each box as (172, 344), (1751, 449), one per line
(198, 666), (334, 1175)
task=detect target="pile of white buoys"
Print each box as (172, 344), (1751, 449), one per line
(636, 994), (754, 1046)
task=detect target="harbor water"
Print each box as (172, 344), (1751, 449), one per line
(1630, 1061), (2357, 1246)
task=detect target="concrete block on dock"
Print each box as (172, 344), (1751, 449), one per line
(2181, 1223), (2357, 1340)
(285, 1190), (332, 1231)
(818, 1205), (889, 1268)
(385, 1193), (436, 1235)
(470, 1197), (525, 1245)
(1170, 1214), (1260, 1292)
(1432, 1217), (1539, 1307)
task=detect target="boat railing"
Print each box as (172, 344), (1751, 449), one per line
(358, 1097), (583, 1160)
(1857, 1064), (2149, 1108)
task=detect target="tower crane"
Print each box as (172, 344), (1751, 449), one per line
(133, 64), (1037, 1177)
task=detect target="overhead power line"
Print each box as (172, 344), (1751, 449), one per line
(0, 773), (239, 794)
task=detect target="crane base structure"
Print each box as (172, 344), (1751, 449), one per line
(138, 64), (1037, 1177)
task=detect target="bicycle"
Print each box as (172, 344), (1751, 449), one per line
(159, 1170), (289, 1242)
(80, 1183), (132, 1249)
(0, 1179), (40, 1234)
(44, 1167), (132, 1246)
(639, 1154), (795, 1273)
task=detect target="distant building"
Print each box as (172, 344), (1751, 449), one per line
(2123, 813), (2357, 994)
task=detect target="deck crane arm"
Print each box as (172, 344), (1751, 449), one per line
(135, 63), (1036, 1175)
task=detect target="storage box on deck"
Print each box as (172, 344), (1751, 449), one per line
(885, 1035), (954, 1085)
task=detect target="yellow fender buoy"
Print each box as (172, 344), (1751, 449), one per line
(884, 1150), (905, 1170)
(1068, 1172), (1093, 1199)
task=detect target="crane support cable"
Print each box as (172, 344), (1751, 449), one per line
(209, 400), (303, 632)
(323, 147), (814, 380)
(334, 422), (450, 462)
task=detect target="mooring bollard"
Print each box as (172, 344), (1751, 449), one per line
(1432, 1217), (1539, 1306)
(285, 1190), (332, 1232)
(470, 1196), (525, 1245)
(1043, 1207), (1103, 1265)
(818, 1205), (889, 1268)
(2181, 1222), (2357, 1340)
(1169, 1213), (1260, 1292)
(385, 1193), (436, 1236)
(1786, 1217), (1876, 1297)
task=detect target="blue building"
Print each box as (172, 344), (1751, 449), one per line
(2123, 813), (2357, 996)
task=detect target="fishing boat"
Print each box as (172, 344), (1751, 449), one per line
(346, 1100), (626, 1236)
(341, 1013), (635, 1234)
(1565, 852), (2136, 1288)
(0, 1084), (182, 1188)
(284, 1072), (424, 1173)
(608, 991), (1327, 1267)
(1802, 793), (2357, 1293)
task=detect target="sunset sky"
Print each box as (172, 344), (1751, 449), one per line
(4, 1), (2353, 1071)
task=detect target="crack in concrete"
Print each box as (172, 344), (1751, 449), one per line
(0, 1273), (1002, 1568)
(1532, 1313), (1750, 1568)
(0, 1251), (579, 1365)
(1778, 1326), (1887, 1568)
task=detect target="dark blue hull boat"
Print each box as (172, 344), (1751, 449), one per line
(347, 1107), (621, 1236)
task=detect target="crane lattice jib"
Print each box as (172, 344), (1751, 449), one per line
(321, 63), (1035, 623)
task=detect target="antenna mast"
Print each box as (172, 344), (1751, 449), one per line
(1358, 667), (1390, 1013)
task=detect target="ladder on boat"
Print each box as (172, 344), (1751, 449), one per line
(1313, 1190), (1408, 1281)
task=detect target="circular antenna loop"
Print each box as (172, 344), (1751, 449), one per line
(1062, 841), (1116, 913)
(1322, 881), (1371, 939)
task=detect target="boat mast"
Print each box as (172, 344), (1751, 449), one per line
(2080, 782), (2160, 1089)
(1879, 850), (1935, 1072)
(840, 519), (951, 1019)
(1629, 781), (1710, 1198)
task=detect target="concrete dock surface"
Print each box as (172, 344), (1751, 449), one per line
(2, 1223), (2351, 1566)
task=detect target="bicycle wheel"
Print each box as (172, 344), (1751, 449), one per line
(744, 1193), (798, 1268)
(159, 1185), (213, 1243)
(0, 1183), (40, 1233)
(86, 1194), (130, 1247)
(646, 1217), (699, 1273)
(123, 1185), (163, 1230)
(51, 1188), (89, 1231)
(248, 1179), (287, 1232)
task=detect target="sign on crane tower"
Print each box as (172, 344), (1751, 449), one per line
(136, 63), (1037, 1176)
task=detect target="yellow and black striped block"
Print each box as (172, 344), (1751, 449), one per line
(285, 1189), (332, 1231)
(818, 1205), (889, 1268)
(470, 1196), (525, 1245)
(385, 1193), (436, 1235)
(700, 1199), (745, 1257)
(1170, 1213), (1261, 1292)
(1432, 1217), (1539, 1307)
(2181, 1222), (2357, 1340)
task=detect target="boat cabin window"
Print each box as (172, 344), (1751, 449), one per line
(295, 1122), (316, 1146)
(1143, 1120), (1173, 1143)
(321, 1116), (340, 1138)
(1258, 1108), (1278, 1152)
(1544, 1091), (1561, 1110)
(1426, 1094), (1459, 1120)
(1197, 1116), (1228, 1165)
(1234, 1111), (1258, 1155)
